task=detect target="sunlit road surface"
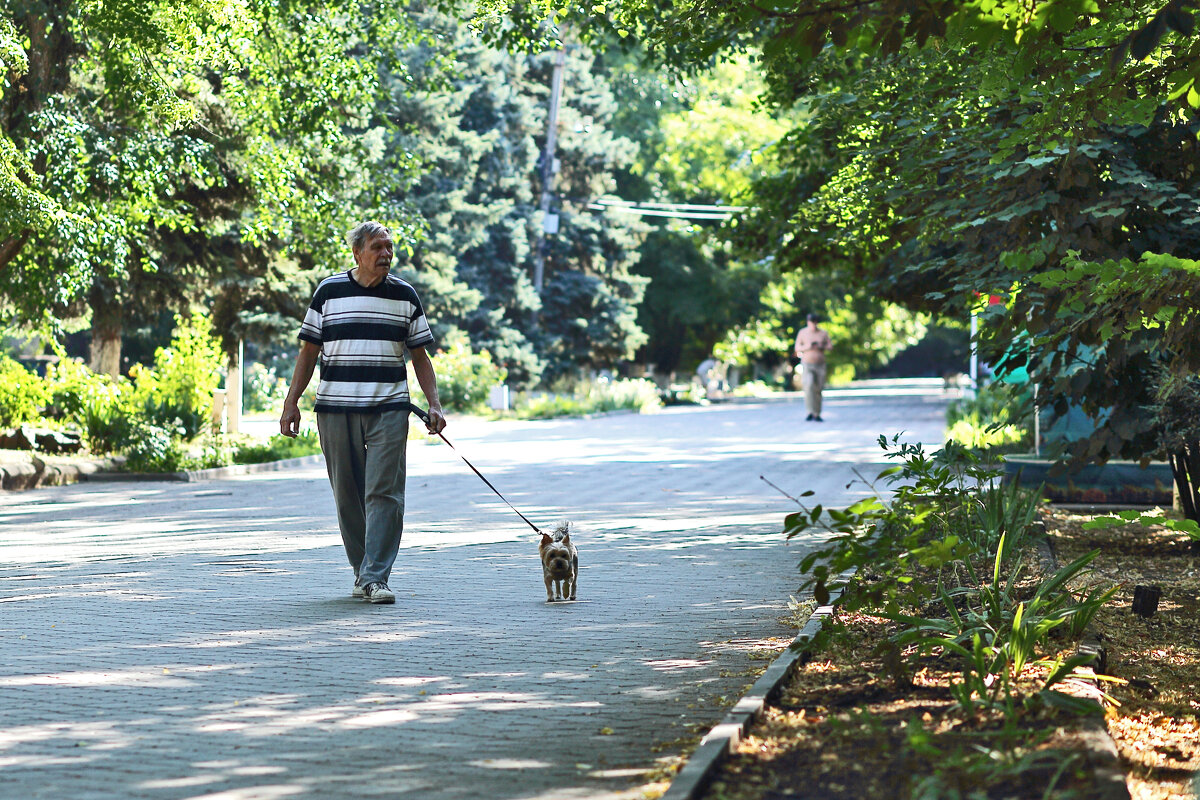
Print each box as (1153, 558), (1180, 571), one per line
(0, 380), (948, 799)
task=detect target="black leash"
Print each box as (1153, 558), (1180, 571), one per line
(409, 405), (544, 536)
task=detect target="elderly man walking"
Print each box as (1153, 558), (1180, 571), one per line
(280, 221), (446, 604)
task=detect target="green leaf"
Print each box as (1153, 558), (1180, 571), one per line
(1038, 689), (1101, 715)
(847, 497), (885, 515)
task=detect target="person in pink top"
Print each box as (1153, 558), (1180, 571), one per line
(793, 313), (832, 421)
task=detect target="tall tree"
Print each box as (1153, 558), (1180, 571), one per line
(535, 43), (649, 380)
(1, 0), (421, 373)
(389, 10), (648, 386)
(387, 10), (543, 382)
(611, 56), (776, 376)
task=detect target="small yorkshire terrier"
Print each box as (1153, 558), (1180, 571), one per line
(539, 521), (578, 602)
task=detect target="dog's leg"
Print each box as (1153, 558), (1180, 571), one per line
(568, 573), (576, 600)
(545, 574), (555, 602)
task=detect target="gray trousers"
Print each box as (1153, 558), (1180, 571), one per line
(801, 362), (827, 417)
(316, 409), (410, 586)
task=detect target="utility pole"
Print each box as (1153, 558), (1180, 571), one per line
(532, 46), (566, 294)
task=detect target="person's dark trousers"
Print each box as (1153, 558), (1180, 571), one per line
(316, 408), (409, 586)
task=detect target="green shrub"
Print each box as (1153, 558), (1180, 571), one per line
(946, 383), (1032, 454)
(81, 388), (139, 454)
(969, 480), (1044, 561)
(185, 434), (239, 470)
(513, 378), (661, 420)
(243, 363), (286, 413)
(122, 423), (187, 473)
(130, 314), (224, 438)
(420, 341), (507, 413)
(580, 377), (661, 414)
(137, 395), (207, 440)
(44, 357), (109, 421)
(785, 432), (1118, 720)
(788, 436), (986, 614)
(515, 393), (589, 420)
(889, 546), (1116, 715)
(662, 382), (705, 405)
(731, 380), (777, 398)
(0, 354), (49, 428)
(234, 430), (322, 464)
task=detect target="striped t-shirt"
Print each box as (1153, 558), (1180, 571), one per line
(298, 270), (435, 413)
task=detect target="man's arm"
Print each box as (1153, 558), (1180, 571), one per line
(409, 346), (446, 433)
(280, 340), (321, 437)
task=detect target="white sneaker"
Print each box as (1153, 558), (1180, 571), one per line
(362, 582), (395, 604)
(352, 583), (365, 598)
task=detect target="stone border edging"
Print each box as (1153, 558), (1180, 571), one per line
(1037, 531), (1130, 800)
(81, 453), (326, 483)
(660, 588), (845, 800)
(0, 456), (123, 491)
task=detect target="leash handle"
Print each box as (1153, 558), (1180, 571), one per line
(410, 406), (543, 536)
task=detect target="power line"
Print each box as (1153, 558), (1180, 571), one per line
(589, 199), (751, 212)
(584, 198), (751, 220)
(586, 204), (737, 220)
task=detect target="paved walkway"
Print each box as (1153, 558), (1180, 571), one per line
(0, 381), (950, 799)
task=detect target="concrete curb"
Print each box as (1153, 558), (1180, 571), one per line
(80, 453), (326, 483)
(1037, 531), (1129, 800)
(0, 456), (124, 491)
(1042, 536), (1131, 800)
(1078, 714), (1131, 800)
(660, 589), (844, 800)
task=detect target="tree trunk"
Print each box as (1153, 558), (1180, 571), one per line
(2, 6), (75, 271)
(0, 231), (31, 271)
(1168, 441), (1200, 524)
(88, 284), (123, 378)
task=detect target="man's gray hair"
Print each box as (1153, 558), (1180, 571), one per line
(346, 221), (390, 253)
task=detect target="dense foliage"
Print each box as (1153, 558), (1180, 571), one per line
(3, 1), (695, 390)
(456, 0), (1200, 509)
(1, 0), (413, 375)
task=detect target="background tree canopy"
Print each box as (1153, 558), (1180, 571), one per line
(17, 0), (1192, 450)
(1, 0), (418, 375)
(426, 0), (1200, 508)
(486, 0), (1199, 490)
(1, 0), (656, 387)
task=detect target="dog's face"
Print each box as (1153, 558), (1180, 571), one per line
(539, 530), (576, 578)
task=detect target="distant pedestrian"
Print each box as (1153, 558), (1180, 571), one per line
(696, 355), (721, 399)
(279, 220), (446, 605)
(793, 313), (832, 422)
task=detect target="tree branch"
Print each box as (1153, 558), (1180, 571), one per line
(748, 0), (880, 22)
(0, 230), (31, 271)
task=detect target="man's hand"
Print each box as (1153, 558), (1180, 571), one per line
(280, 401), (302, 438)
(279, 341), (319, 438)
(424, 405), (447, 435)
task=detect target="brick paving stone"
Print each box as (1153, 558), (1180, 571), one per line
(0, 382), (949, 799)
